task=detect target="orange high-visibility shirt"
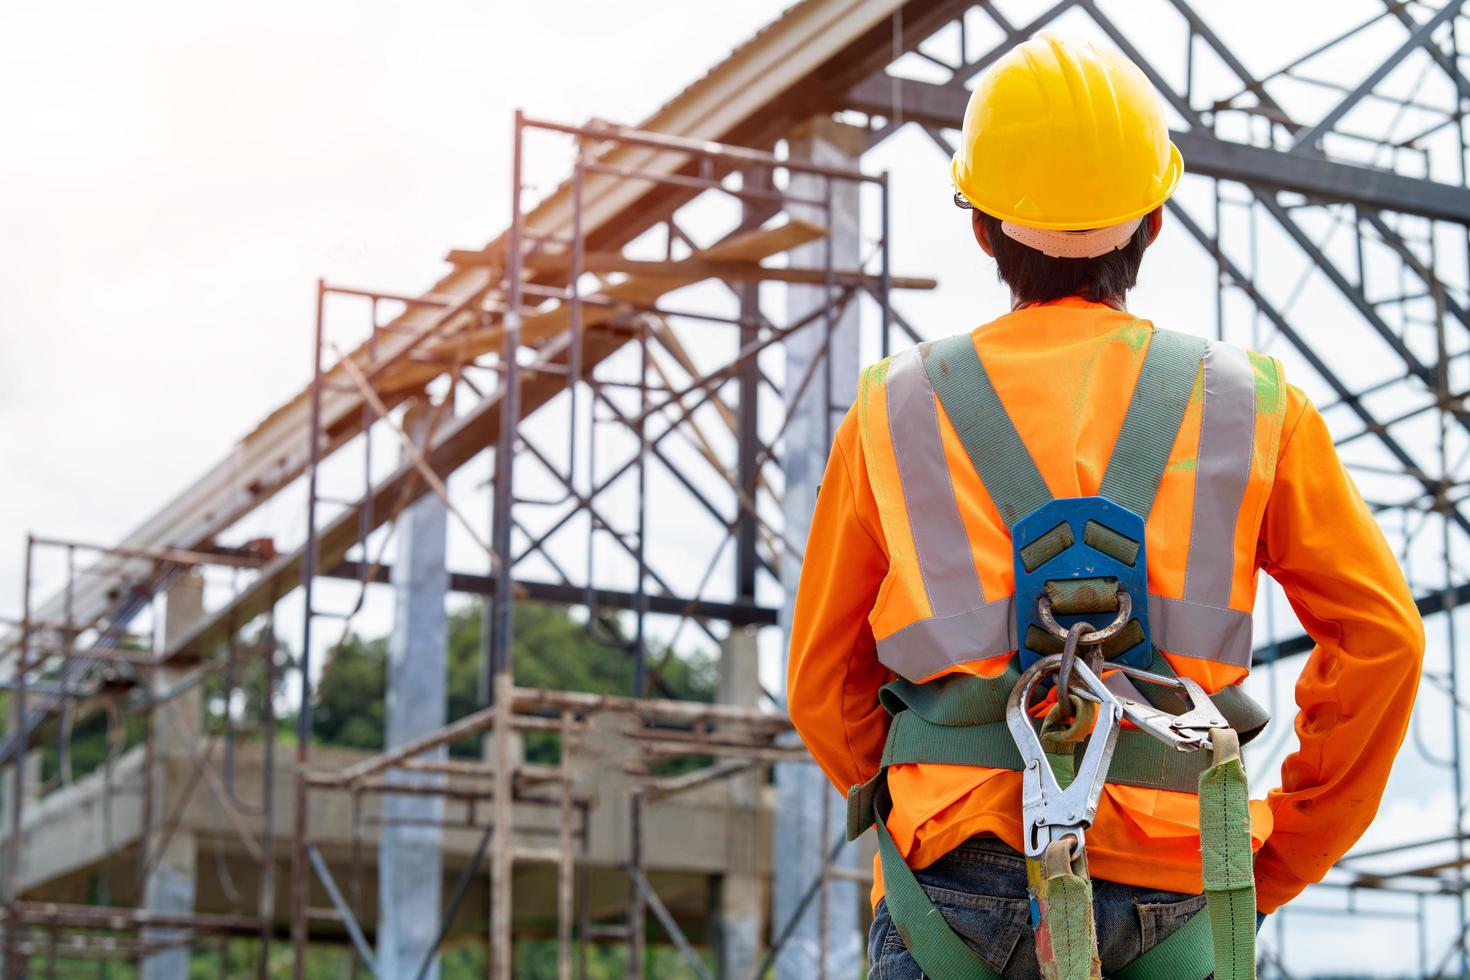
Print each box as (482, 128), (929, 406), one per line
(786, 297), (1424, 914)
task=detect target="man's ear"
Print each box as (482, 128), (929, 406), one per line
(972, 211), (995, 257)
(1145, 207), (1164, 247)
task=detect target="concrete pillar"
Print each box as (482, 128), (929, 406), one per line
(774, 116), (865, 980)
(142, 570), (204, 980)
(714, 626), (764, 979)
(378, 402), (450, 980)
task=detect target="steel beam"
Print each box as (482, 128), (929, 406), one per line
(323, 562), (780, 626)
(1290, 1), (1464, 153)
(843, 74), (1470, 224)
(1257, 581), (1470, 663)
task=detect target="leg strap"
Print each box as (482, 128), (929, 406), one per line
(1111, 904), (1215, 979)
(869, 776), (1004, 980)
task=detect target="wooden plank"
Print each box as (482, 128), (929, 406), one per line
(377, 219), (828, 395)
(444, 248), (936, 291)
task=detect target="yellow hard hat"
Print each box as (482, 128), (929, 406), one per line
(951, 32), (1183, 231)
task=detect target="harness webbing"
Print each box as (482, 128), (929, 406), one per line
(920, 335), (1051, 527)
(1099, 330), (1207, 518)
(855, 328), (1260, 977)
(1198, 729), (1257, 979)
(870, 778), (1006, 979)
(846, 655), (1268, 840)
(921, 327), (1206, 529)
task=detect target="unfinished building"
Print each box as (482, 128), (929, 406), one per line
(6, 0), (1470, 977)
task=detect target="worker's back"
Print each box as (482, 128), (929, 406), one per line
(849, 296), (1282, 889)
(786, 31), (1424, 980)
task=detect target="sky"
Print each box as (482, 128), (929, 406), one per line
(2, 0), (1468, 975)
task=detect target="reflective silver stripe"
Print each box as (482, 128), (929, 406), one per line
(873, 340), (1259, 683)
(887, 346), (986, 617)
(875, 593), (1253, 681)
(1150, 595), (1254, 668)
(1183, 341), (1256, 607)
(876, 598), (1017, 682)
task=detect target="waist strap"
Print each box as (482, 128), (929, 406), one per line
(850, 648), (1269, 837)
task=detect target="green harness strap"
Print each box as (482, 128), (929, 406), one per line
(847, 662), (1269, 835)
(852, 709), (1258, 977)
(921, 334), (1052, 526)
(922, 327), (1207, 526)
(1112, 732), (1257, 979)
(871, 778), (1005, 980)
(857, 716), (1257, 979)
(1197, 729), (1257, 980)
(1098, 329), (1207, 518)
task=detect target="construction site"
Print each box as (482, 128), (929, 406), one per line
(6, 0), (1470, 977)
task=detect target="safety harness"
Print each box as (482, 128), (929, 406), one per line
(846, 329), (1267, 980)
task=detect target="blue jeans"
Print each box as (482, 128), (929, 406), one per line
(867, 836), (1208, 979)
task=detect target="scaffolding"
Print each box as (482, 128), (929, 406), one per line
(6, 1), (1470, 977)
(2, 115), (903, 977)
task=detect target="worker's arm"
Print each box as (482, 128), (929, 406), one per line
(786, 407), (892, 794)
(1252, 387), (1425, 913)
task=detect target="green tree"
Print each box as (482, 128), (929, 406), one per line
(312, 601), (717, 761)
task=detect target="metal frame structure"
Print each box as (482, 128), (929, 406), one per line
(6, 1), (1470, 977)
(291, 116), (900, 980)
(2, 533), (280, 976)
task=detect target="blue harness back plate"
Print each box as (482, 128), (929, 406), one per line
(1012, 495), (1152, 670)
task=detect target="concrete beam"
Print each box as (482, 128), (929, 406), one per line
(714, 626), (764, 979)
(378, 403), (450, 980)
(844, 74), (1470, 225)
(774, 115), (865, 980)
(142, 572), (205, 980)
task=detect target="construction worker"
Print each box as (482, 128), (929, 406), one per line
(787, 31), (1424, 980)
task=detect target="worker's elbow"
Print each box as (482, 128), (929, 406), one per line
(1404, 610), (1427, 671)
(1378, 607), (1427, 699)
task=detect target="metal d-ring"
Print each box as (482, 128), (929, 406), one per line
(1037, 590), (1133, 645)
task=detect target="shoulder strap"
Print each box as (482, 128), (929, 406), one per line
(1098, 328), (1207, 518)
(920, 334), (1050, 527)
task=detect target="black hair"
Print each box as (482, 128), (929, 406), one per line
(977, 210), (1152, 305)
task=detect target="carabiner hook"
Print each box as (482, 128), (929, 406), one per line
(1055, 621), (1096, 723)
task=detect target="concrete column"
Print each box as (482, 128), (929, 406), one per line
(714, 625), (764, 979)
(142, 570), (204, 980)
(378, 402), (450, 980)
(774, 116), (865, 980)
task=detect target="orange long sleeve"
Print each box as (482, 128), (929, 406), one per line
(1252, 389), (1425, 913)
(786, 408), (892, 794)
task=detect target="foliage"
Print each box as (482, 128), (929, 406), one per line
(312, 601), (717, 762)
(32, 936), (717, 978)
